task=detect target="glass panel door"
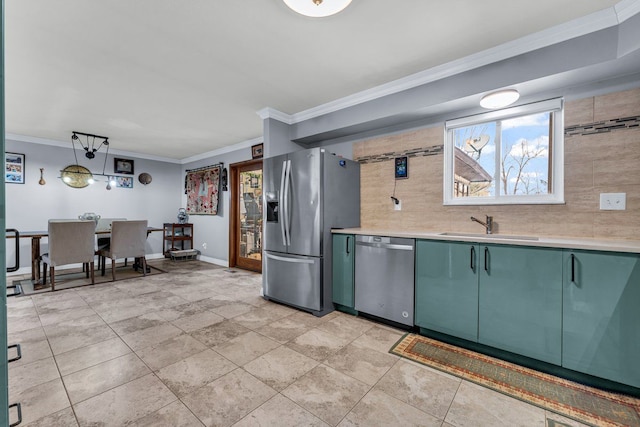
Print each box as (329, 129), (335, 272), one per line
(236, 163), (262, 271)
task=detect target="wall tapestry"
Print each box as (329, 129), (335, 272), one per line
(185, 164), (221, 215)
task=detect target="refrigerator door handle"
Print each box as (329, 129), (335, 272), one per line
(283, 160), (292, 246)
(266, 253), (314, 264)
(279, 160), (287, 246)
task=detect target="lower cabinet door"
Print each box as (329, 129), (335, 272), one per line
(332, 234), (355, 308)
(563, 250), (640, 388)
(415, 240), (479, 342)
(479, 244), (563, 365)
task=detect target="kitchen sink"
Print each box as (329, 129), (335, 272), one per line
(439, 232), (539, 241)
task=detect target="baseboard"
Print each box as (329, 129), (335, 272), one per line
(197, 255), (229, 267)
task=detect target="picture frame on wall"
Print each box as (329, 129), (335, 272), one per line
(6, 152), (25, 184)
(113, 176), (134, 188)
(114, 158), (134, 175)
(251, 143), (264, 159)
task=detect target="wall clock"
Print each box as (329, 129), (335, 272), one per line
(60, 164), (93, 188)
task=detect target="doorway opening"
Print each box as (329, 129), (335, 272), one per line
(229, 160), (263, 272)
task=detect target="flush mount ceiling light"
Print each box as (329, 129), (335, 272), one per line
(480, 89), (520, 109)
(283, 0), (352, 17)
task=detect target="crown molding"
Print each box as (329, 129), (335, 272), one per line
(256, 107), (293, 124)
(180, 136), (262, 164)
(286, 2), (632, 124)
(6, 133), (182, 163)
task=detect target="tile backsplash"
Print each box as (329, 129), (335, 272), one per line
(354, 88), (640, 240)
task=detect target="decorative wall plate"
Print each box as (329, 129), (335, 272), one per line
(60, 164), (93, 188)
(138, 172), (152, 185)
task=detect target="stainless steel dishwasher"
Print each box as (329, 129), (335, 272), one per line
(355, 235), (415, 326)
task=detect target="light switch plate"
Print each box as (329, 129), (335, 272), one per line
(599, 193), (626, 210)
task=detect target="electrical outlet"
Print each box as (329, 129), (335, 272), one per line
(394, 200), (402, 211)
(599, 193), (626, 210)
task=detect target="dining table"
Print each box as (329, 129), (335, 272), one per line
(8, 227), (163, 283)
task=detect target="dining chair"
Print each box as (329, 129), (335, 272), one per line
(95, 217), (127, 270)
(98, 220), (148, 281)
(41, 220), (96, 291)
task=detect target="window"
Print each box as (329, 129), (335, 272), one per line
(444, 99), (564, 205)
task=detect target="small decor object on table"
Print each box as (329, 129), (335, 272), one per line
(251, 143), (263, 159)
(177, 208), (189, 224)
(114, 158), (134, 175)
(78, 212), (101, 224)
(5, 152), (25, 184)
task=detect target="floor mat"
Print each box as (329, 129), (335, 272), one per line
(390, 333), (640, 427)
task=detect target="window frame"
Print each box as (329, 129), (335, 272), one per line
(443, 98), (564, 206)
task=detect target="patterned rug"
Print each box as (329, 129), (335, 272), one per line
(390, 334), (640, 427)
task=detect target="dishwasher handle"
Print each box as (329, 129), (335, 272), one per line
(356, 241), (414, 251)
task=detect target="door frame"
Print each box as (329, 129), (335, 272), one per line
(229, 159), (263, 272)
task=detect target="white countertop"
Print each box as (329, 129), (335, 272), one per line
(332, 228), (640, 254)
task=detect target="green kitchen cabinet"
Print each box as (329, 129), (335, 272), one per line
(415, 240), (479, 342)
(562, 250), (640, 388)
(478, 244), (563, 365)
(332, 234), (355, 308)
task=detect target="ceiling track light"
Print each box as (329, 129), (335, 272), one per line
(480, 89), (520, 109)
(283, 0), (352, 17)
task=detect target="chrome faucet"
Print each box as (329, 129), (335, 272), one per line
(471, 215), (493, 234)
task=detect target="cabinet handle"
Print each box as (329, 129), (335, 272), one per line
(484, 247), (489, 272)
(470, 246), (475, 271)
(571, 253), (576, 283)
(9, 402), (22, 427)
(7, 344), (22, 363)
(346, 236), (350, 255)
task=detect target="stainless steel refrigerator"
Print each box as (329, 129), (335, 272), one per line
(262, 147), (360, 316)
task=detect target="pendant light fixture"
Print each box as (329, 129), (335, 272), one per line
(480, 89), (520, 109)
(283, 0), (352, 17)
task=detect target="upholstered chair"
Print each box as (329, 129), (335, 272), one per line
(41, 220), (96, 291)
(98, 220), (148, 281)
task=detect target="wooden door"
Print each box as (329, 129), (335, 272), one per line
(229, 160), (263, 272)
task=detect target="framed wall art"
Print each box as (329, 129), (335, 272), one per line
(185, 164), (221, 215)
(110, 175), (134, 188)
(251, 143), (263, 159)
(6, 152), (25, 184)
(114, 158), (134, 175)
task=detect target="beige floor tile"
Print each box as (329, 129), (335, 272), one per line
(172, 310), (224, 333)
(55, 337), (131, 376)
(182, 369), (277, 427)
(108, 311), (167, 335)
(211, 302), (255, 319)
(282, 364), (370, 426)
(351, 326), (405, 354)
(8, 338), (53, 368)
(445, 381), (546, 427)
(243, 346), (319, 391)
(48, 323), (119, 355)
(9, 357), (60, 396)
(43, 313), (108, 337)
(73, 373), (177, 426)
(63, 352), (150, 404)
(153, 301), (211, 321)
(10, 378), (70, 426)
(7, 313), (42, 334)
(285, 328), (352, 362)
(156, 349), (236, 397)
(232, 307), (288, 330)
(325, 341), (398, 386)
(374, 359), (460, 420)
(136, 334), (208, 371)
(190, 319), (251, 347)
(22, 407), (78, 427)
(339, 388), (442, 427)
(234, 394), (329, 427)
(316, 314), (374, 341)
(214, 331), (280, 366)
(38, 306), (97, 327)
(256, 315), (316, 343)
(129, 400), (204, 427)
(121, 322), (184, 351)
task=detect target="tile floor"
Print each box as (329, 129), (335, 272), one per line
(6, 260), (589, 427)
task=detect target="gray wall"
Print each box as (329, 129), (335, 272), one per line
(5, 139), (182, 273)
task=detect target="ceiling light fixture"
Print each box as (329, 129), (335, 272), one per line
(283, 0), (352, 17)
(480, 89), (520, 109)
(61, 131), (112, 189)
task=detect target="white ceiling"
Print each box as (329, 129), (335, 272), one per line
(4, 0), (629, 160)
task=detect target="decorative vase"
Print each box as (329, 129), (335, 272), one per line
(79, 212), (101, 224)
(177, 208), (189, 224)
